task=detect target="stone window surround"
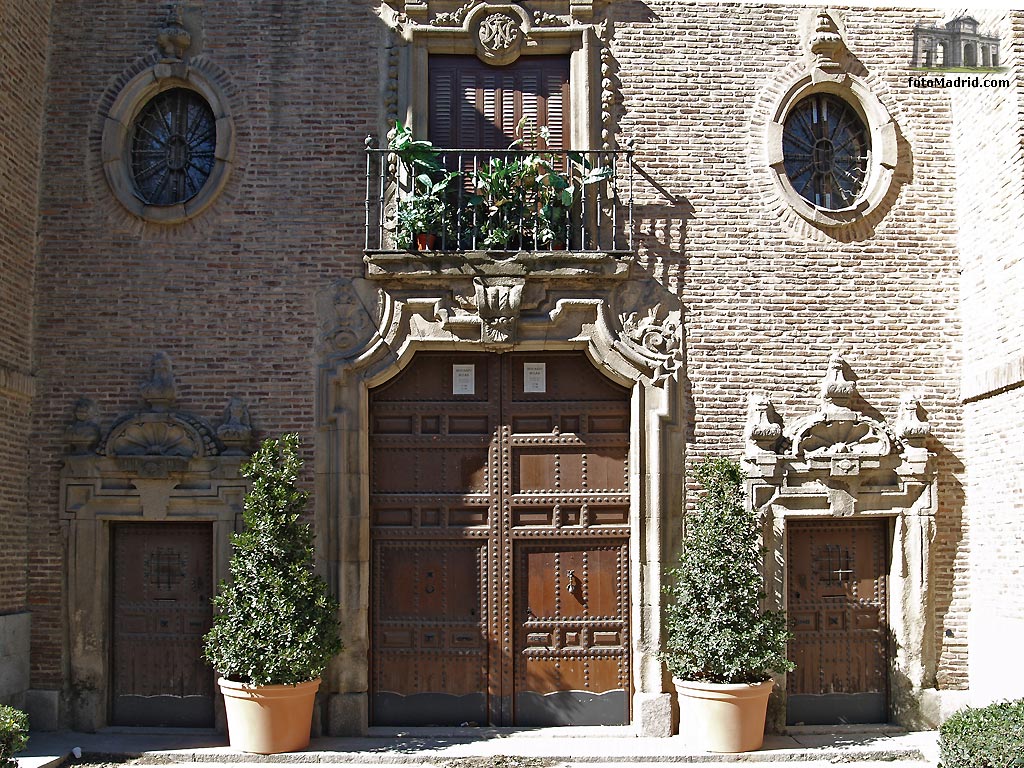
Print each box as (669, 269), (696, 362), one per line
(101, 59), (235, 224)
(392, 3), (603, 150)
(766, 73), (897, 229)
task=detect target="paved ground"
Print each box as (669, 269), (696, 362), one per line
(16, 726), (940, 768)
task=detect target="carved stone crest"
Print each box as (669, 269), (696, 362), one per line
(316, 277), (381, 357)
(217, 397), (254, 455)
(613, 281), (684, 382)
(474, 11), (523, 64)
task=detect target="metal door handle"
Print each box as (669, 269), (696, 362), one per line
(565, 569), (579, 593)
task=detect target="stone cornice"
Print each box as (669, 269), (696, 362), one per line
(962, 352), (1024, 403)
(0, 364), (36, 401)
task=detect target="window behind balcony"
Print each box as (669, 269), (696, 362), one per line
(428, 55), (570, 150)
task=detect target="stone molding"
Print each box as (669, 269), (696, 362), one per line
(758, 9), (901, 234)
(59, 353), (253, 730)
(100, 8), (236, 224)
(0, 364), (36, 401)
(314, 271), (683, 735)
(743, 351), (938, 728)
(961, 351), (1024, 403)
(377, 0), (608, 150)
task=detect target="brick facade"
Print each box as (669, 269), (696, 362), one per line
(2, 0), (1022, 729)
(952, 8), (1024, 707)
(0, 0), (49, 708)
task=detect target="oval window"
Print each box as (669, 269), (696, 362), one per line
(131, 88), (216, 206)
(782, 94), (869, 210)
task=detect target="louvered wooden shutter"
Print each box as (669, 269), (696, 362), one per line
(429, 55), (570, 149)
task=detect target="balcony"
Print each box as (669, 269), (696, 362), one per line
(363, 137), (634, 279)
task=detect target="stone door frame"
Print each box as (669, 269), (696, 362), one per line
(743, 353), (938, 729)
(315, 271), (684, 736)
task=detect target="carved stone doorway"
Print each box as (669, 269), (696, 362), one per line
(368, 351), (631, 726)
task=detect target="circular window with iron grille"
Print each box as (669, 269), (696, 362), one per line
(102, 60), (235, 224)
(782, 94), (869, 210)
(131, 88), (217, 206)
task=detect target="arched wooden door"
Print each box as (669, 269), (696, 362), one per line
(369, 351), (631, 726)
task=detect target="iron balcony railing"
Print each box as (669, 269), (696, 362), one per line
(364, 142), (634, 255)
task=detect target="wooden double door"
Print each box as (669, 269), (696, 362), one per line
(786, 519), (890, 725)
(369, 352), (631, 726)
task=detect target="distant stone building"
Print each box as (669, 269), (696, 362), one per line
(1, 0), (1022, 739)
(913, 15), (1001, 68)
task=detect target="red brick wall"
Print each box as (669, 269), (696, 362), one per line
(29, 0), (975, 697)
(0, 0), (50, 617)
(614, 2), (966, 689)
(28, 0), (382, 687)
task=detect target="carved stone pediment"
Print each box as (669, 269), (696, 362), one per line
(65, 353), (259, 467)
(743, 351), (934, 516)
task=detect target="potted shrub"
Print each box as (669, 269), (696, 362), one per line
(203, 434), (342, 754)
(662, 457), (793, 753)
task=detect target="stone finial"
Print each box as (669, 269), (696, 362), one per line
(895, 392), (930, 447)
(217, 397), (254, 455)
(820, 351), (856, 407)
(140, 352), (177, 411)
(65, 398), (101, 454)
(745, 392), (783, 455)
(157, 5), (191, 60)
(809, 9), (846, 71)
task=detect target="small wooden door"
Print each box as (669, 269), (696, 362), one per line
(370, 352), (631, 726)
(111, 522), (214, 726)
(786, 519), (889, 725)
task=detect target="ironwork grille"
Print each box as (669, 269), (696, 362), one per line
(364, 143), (634, 254)
(131, 88), (216, 206)
(782, 94), (869, 210)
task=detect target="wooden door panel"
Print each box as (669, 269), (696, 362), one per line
(111, 522), (213, 727)
(787, 519), (889, 725)
(371, 540), (488, 725)
(514, 541), (630, 725)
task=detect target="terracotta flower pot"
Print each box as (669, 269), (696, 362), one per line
(218, 677), (320, 754)
(674, 678), (774, 753)
(415, 232), (438, 251)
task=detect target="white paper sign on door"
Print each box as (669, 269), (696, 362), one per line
(523, 362), (547, 393)
(452, 364), (476, 395)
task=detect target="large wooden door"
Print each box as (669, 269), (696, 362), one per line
(786, 519), (889, 725)
(111, 522), (214, 726)
(370, 352), (631, 726)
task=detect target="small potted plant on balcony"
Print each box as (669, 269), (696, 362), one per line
(396, 171), (459, 251)
(662, 457), (793, 753)
(203, 434), (342, 754)
(389, 121), (460, 251)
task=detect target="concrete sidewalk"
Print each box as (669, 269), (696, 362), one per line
(16, 726), (940, 767)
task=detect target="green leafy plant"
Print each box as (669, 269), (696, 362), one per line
(389, 122), (461, 250)
(662, 457), (793, 684)
(939, 699), (1024, 768)
(203, 434), (342, 687)
(0, 705), (28, 768)
(469, 121), (613, 250)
